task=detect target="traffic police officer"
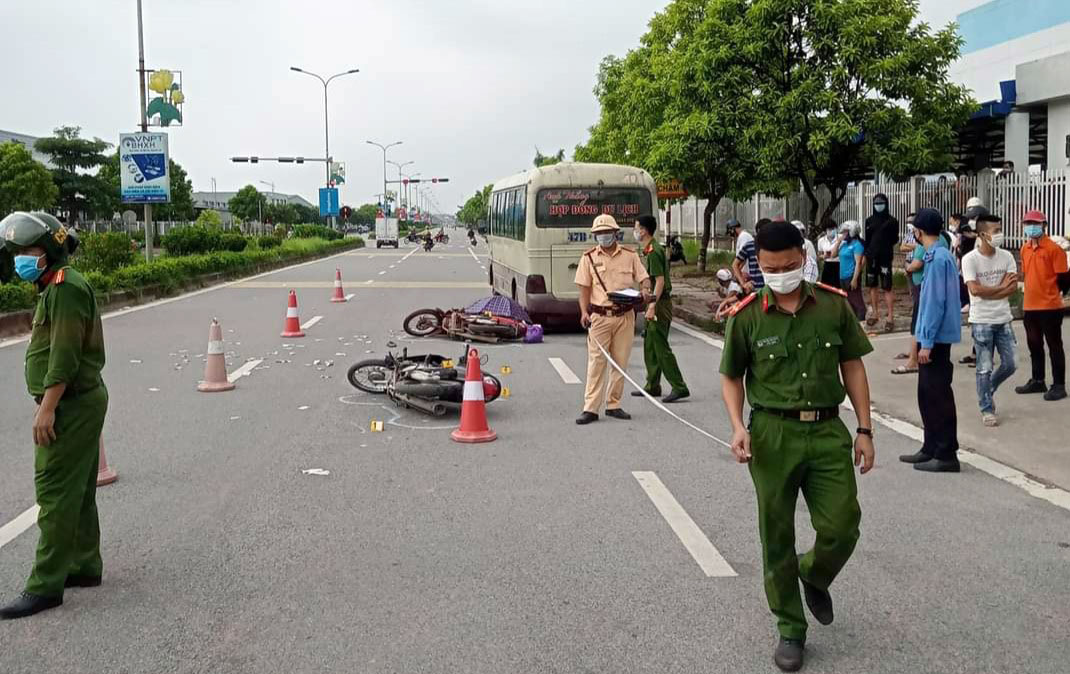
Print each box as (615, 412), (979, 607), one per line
(631, 214), (689, 402)
(719, 221), (875, 672)
(575, 214), (651, 425)
(0, 212), (108, 621)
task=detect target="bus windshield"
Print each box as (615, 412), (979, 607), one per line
(535, 187), (653, 228)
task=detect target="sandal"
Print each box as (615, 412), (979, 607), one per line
(894, 352), (910, 360)
(866, 316), (879, 327)
(891, 365), (918, 375)
(884, 320), (894, 332)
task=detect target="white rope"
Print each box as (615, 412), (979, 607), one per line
(591, 335), (730, 448)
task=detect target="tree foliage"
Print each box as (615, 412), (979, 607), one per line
(195, 209), (223, 228)
(354, 203), (379, 227)
(228, 185), (263, 222)
(97, 152), (195, 221)
(456, 184), (492, 227)
(0, 141), (58, 218)
(533, 148), (566, 167)
(265, 202), (297, 225)
(33, 126), (112, 223)
(728, 0), (975, 226)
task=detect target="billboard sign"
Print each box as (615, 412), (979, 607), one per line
(120, 132), (171, 203)
(319, 187), (340, 217)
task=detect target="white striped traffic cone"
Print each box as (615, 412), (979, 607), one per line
(451, 348), (497, 443)
(198, 318), (235, 392)
(281, 290), (306, 338)
(330, 268), (348, 303)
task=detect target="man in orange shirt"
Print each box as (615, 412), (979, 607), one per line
(1015, 210), (1069, 401)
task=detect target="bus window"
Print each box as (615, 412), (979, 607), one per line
(536, 187), (653, 227)
(515, 187), (526, 240)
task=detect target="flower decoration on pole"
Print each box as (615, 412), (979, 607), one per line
(146, 69), (184, 127)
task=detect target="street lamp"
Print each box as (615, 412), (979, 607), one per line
(401, 171), (421, 212)
(388, 160), (414, 207)
(290, 66), (360, 225)
(367, 140), (403, 212)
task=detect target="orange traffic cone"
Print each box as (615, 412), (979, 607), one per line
(198, 318), (236, 392)
(330, 268), (348, 303)
(451, 348), (497, 443)
(281, 290), (306, 338)
(96, 436), (118, 487)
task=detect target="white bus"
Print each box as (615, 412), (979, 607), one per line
(486, 162), (658, 327)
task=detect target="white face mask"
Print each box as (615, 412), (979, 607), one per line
(596, 233), (617, 248)
(874, 203), (887, 213)
(633, 228), (644, 241)
(762, 267), (805, 295)
(988, 233), (1005, 249)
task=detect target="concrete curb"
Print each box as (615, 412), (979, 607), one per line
(0, 242), (364, 339)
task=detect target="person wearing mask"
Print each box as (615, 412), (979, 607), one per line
(962, 215), (1018, 426)
(792, 221), (819, 283)
(731, 219), (765, 292)
(632, 215), (689, 403)
(863, 194), (899, 331)
(574, 214), (652, 425)
(899, 209), (962, 473)
(892, 219), (951, 376)
(0, 212), (108, 620)
(719, 220), (874, 673)
(838, 221), (866, 321)
(1015, 210), (1069, 402)
(817, 218), (840, 286)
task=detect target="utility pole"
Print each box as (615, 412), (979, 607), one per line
(136, 0), (153, 262)
(367, 140), (403, 214)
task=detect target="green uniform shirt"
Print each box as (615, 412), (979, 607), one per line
(25, 266), (106, 397)
(718, 282), (872, 410)
(644, 239), (671, 298)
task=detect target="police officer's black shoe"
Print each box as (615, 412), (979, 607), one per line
(913, 458), (961, 473)
(65, 575), (102, 588)
(899, 450), (931, 464)
(1015, 379), (1047, 394)
(605, 408), (632, 420)
(773, 637), (805, 672)
(576, 412), (598, 425)
(631, 389), (661, 398)
(0, 592), (62, 620)
(662, 390), (690, 403)
(1044, 384), (1067, 401)
(800, 577), (834, 625)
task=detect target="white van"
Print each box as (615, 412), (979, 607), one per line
(486, 162), (657, 327)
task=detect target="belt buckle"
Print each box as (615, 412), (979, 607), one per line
(799, 410), (818, 422)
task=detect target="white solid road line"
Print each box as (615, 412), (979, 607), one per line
(301, 316), (323, 330)
(469, 248), (480, 263)
(228, 359), (264, 383)
(548, 357), (582, 384)
(676, 318), (1070, 514)
(632, 471), (738, 578)
(0, 505), (39, 550)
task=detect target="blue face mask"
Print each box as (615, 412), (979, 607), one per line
(14, 254), (46, 282)
(1024, 224), (1044, 239)
(874, 203), (887, 213)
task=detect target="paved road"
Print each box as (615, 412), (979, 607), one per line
(2, 240), (1069, 673)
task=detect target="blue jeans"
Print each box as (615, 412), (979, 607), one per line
(971, 323), (1017, 414)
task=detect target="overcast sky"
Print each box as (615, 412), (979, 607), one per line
(1, 0), (977, 213)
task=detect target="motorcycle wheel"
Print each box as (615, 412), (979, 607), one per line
(347, 359), (391, 393)
(404, 309), (446, 337)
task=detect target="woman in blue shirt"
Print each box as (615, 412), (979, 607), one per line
(838, 220), (866, 320)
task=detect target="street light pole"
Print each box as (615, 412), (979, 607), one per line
(388, 160), (414, 208)
(290, 66), (359, 227)
(367, 140), (403, 214)
(136, 0), (154, 262)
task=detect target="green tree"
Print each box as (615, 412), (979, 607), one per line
(293, 203), (320, 224)
(456, 184), (492, 227)
(534, 148), (566, 167)
(575, 1), (782, 271)
(729, 0), (975, 226)
(354, 203), (379, 227)
(0, 142), (59, 218)
(33, 126), (112, 223)
(195, 209), (223, 227)
(228, 185), (263, 222)
(265, 202), (297, 225)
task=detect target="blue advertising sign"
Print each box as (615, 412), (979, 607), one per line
(119, 132), (171, 203)
(319, 187), (340, 216)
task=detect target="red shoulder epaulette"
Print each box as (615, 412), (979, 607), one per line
(727, 292), (758, 317)
(53, 269), (66, 285)
(815, 282), (846, 297)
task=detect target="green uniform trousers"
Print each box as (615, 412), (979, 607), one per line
(27, 385), (109, 597)
(748, 410), (861, 641)
(643, 298), (688, 394)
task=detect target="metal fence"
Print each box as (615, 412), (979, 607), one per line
(661, 169), (1068, 250)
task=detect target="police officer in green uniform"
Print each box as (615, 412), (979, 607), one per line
(631, 215), (689, 402)
(0, 212), (108, 621)
(719, 221), (875, 672)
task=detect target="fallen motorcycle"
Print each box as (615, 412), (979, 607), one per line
(434, 232), (450, 244)
(346, 345), (502, 417)
(403, 308), (527, 343)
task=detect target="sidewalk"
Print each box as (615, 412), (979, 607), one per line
(670, 276), (1070, 491)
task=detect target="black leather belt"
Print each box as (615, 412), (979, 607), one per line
(589, 304), (632, 317)
(754, 406), (839, 422)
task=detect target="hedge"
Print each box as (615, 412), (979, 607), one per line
(0, 237), (363, 314)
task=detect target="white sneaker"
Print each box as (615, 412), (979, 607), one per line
(982, 412), (999, 427)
